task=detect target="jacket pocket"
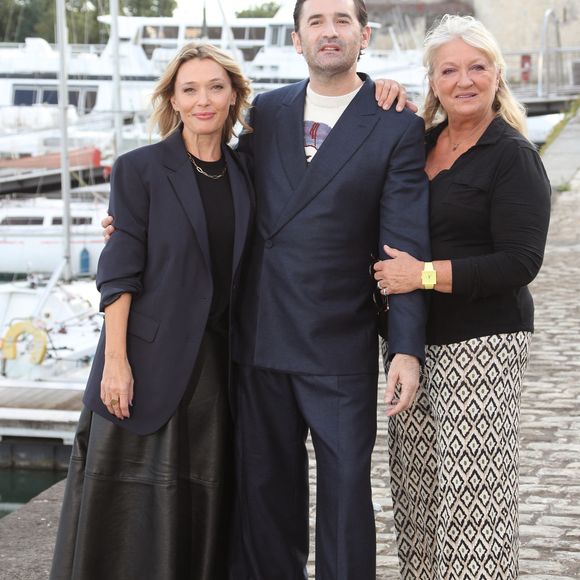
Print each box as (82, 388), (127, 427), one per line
(127, 309), (160, 343)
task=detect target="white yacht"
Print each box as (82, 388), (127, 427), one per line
(0, 190), (108, 277)
(0, 11), (269, 120)
(246, 3), (426, 100)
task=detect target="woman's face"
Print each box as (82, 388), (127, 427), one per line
(430, 38), (499, 122)
(170, 57), (236, 142)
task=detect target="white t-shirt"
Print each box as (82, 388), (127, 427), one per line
(303, 84), (362, 162)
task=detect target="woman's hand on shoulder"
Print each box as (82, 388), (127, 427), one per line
(373, 245), (422, 294)
(374, 79), (418, 113)
(101, 354), (134, 420)
(101, 214), (115, 242)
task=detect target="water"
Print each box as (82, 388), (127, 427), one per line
(0, 468), (66, 519)
(528, 113), (564, 146)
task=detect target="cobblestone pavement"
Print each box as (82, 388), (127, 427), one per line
(307, 171), (580, 579)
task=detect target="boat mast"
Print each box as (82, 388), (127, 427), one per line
(202, 1), (208, 39)
(56, 0), (72, 283)
(216, 0), (243, 65)
(110, 0), (123, 157)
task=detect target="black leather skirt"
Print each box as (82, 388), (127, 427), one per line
(50, 330), (233, 580)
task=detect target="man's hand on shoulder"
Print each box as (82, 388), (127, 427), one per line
(385, 353), (420, 416)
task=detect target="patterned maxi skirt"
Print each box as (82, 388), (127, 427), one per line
(383, 332), (531, 580)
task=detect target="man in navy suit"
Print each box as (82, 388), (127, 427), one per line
(230, 0), (430, 578)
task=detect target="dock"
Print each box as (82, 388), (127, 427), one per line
(0, 380), (82, 470)
(0, 165), (106, 195)
(1, 112), (580, 578)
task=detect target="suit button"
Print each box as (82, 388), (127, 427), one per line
(265, 240), (273, 248)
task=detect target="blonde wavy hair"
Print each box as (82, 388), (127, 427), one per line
(150, 43), (252, 141)
(422, 14), (527, 135)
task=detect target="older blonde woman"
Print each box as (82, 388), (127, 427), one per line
(50, 44), (253, 580)
(374, 15), (551, 580)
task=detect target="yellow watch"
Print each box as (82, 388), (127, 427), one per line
(421, 262), (437, 290)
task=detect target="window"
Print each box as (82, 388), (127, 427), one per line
(13, 84), (97, 114)
(270, 26), (281, 46)
(51, 217), (93, 225)
(1, 217), (44, 225)
(83, 89), (98, 114)
(142, 43), (162, 59)
(232, 27), (246, 40)
(161, 26), (178, 39)
(185, 27), (202, 39)
(68, 90), (80, 108)
(14, 89), (37, 106)
(41, 89), (59, 105)
(142, 25), (161, 39)
(241, 47), (261, 61)
(248, 27), (266, 40)
(284, 28), (293, 47)
(207, 27), (222, 40)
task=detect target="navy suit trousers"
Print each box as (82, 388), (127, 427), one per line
(230, 365), (378, 580)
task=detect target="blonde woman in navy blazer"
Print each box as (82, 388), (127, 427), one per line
(50, 44), (254, 580)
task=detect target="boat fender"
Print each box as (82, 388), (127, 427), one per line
(2, 320), (48, 365)
(80, 247), (90, 275)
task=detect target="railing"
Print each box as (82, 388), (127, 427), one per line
(0, 41), (106, 56)
(505, 47), (580, 96)
(504, 10), (580, 100)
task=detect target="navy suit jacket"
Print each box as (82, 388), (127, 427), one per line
(83, 130), (254, 434)
(232, 75), (430, 375)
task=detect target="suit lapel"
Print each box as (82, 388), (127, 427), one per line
(269, 77), (380, 237)
(162, 131), (212, 272)
(223, 145), (252, 276)
(275, 80), (309, 192)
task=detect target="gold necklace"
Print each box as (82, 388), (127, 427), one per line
(187, 152), (227, 180)
(447, 117), (490, 152)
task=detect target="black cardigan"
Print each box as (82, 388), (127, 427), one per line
(425, 117), (551, 345)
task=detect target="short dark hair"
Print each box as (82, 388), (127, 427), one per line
(293, 0), (369, 31)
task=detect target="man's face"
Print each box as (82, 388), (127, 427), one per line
(291, 0), (371, 78)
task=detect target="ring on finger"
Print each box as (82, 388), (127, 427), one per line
(381, 287), (388, 296)
(377, 280), (382, 290)
(110, 398), (119, 406)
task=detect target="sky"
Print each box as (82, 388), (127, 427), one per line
(175, 0), (288, 19)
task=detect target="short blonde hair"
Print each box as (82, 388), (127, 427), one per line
(422, 14), (527, 135)
(150, 43), (252, 141)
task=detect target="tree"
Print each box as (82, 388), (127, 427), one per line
(0, 0), (177, 44)
(0, 0), (53, 42)
(236, 2), (279, 18)
(122, 0), (176, 17)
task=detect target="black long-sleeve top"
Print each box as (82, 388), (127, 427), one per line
(426, 117), (551, 345)
(192, 155), (234, 336)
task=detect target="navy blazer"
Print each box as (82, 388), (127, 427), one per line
(83, 130), (254, 435)
(232, 75), (430, 375)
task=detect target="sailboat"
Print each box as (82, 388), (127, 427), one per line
(0, 1), (106, 385)
(0, 267), (102, 383)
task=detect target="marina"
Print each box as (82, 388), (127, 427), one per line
(0, 0), (579, 577)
